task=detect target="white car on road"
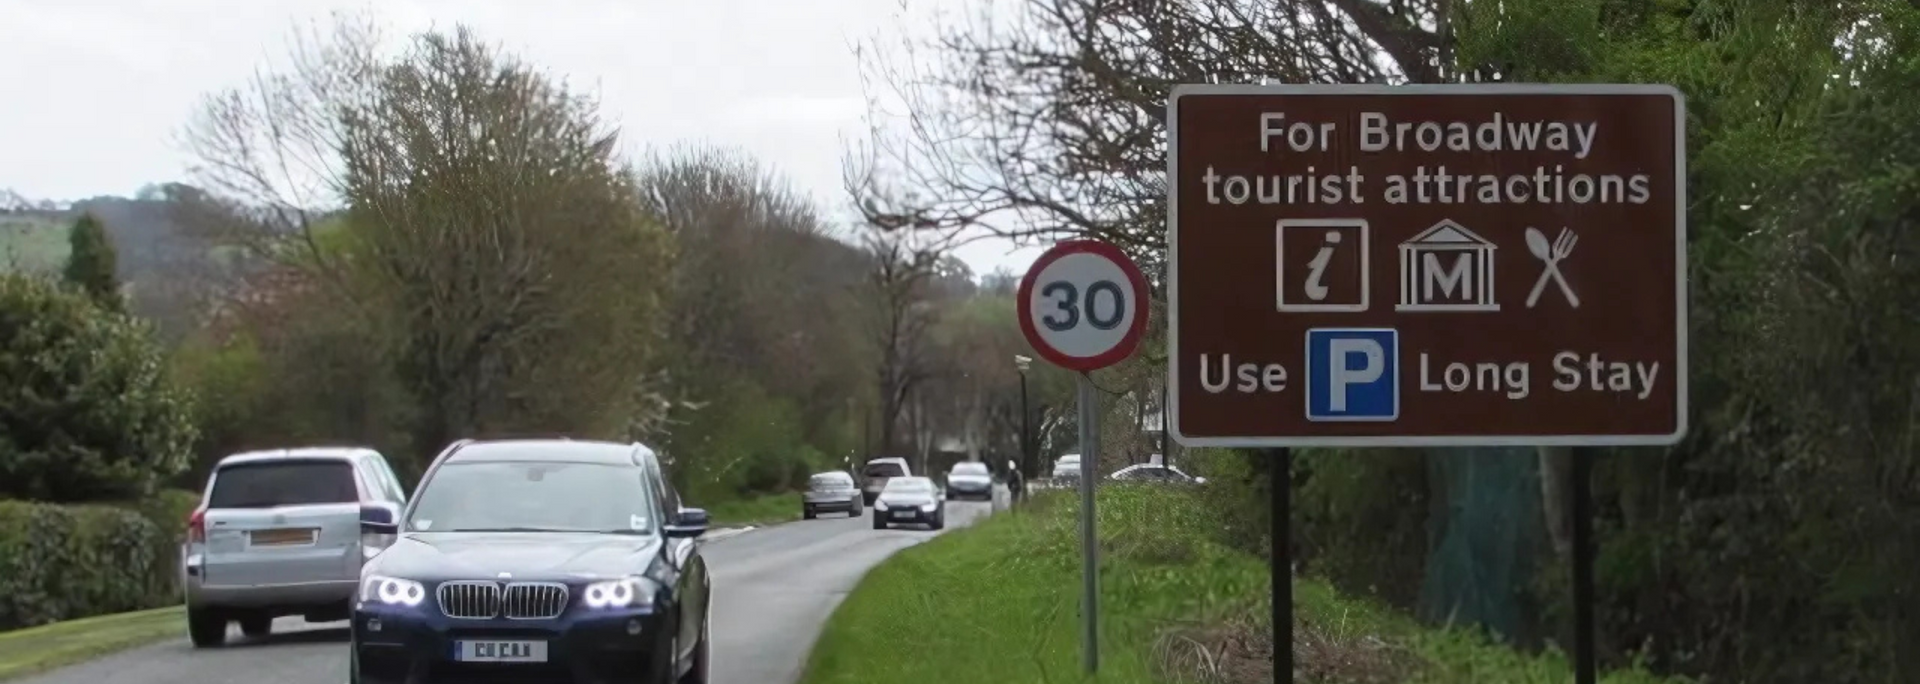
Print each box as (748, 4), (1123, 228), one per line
(944, 461), (993, 500)
(1051, 454), (1083, 482)
(1109, 463), (1207, 485)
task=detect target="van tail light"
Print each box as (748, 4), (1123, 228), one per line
(187, 508), (207, 544)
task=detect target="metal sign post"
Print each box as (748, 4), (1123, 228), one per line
(1017, 239), (1150, 676)
(1075, 373), (1101, 673)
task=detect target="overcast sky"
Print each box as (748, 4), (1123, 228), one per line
(0, 0), (1042, 275)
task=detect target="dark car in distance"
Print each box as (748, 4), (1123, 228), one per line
(350, 439), (712, 684)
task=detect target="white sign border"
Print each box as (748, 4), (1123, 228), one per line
(1164, 82), (1690, 448)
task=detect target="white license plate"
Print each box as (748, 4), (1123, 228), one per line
(892, 510), (916, 519)
(453, 640), (547, 663)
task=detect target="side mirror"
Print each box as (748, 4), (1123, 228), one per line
(666, 508), (709, 538)
(360, 502), (401, 534)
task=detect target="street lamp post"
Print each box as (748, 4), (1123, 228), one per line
(1160, 384), (1170, 468)
(1015, 355), (1033, 478)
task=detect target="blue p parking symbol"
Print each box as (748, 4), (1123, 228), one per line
(1305, 328), (1400, 422)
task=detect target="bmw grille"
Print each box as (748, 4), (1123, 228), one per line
(436, 581), (571, 619)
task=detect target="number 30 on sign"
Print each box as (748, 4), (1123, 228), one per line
(1018, 240), (1151, 373)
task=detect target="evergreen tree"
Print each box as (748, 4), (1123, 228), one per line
(62, 212), (120, 310)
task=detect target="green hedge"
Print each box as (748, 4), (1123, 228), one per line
(0, 495), (191, 631)
(109, 489), (202, 542)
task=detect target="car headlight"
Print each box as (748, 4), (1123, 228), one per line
(874, 501), (889, 511)
(360, 576), (426, 607)
(583, 577), (655, 610)
(919, 502), (937, 512)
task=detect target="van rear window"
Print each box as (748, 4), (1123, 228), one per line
(863, 463), (906, 478)
(209, 460), (358, 508)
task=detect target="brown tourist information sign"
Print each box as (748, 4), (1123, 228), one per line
(1166, 84), (1687, 447)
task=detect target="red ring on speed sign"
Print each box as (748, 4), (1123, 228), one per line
(1017, 240), (1150, 373)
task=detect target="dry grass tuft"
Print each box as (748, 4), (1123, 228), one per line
(1156, 614), (1423, 684)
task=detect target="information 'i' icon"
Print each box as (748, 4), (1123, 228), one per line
(1275, 218), (1370, 313)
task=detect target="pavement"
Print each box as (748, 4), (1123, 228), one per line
(10, 488), (1007, 684)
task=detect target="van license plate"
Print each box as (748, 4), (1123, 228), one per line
(248, 528), (316, 546)
(455, 640), (547, 663)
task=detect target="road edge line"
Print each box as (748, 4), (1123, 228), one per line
(700, 526), (757, 543)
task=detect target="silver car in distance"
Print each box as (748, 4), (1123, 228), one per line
(871, 477), (945, 531)
(803, 471), (863, 519)
(945, 461), (993, 501)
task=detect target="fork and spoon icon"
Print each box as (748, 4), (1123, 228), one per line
(1524, 227), (1581, 309)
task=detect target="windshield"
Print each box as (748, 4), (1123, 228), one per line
(951, 462), (988, 475)
(209, 460), (358, 508)
(406, 461), (657, 534)
(883, 477), (933, 493)
(809, 473), (851, 489)
(864, 462), (907, 478)
(1058, 455), (1081, 464)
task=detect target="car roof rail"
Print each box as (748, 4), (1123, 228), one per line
(438, 438), (476, 459)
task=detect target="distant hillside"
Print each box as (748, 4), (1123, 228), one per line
(0, 188), (63, 213)
(0, 195), (217, 277)
(0, 188), (255, 339)
(0, 214), (68, 273)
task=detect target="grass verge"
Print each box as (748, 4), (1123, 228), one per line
(799, 486), (1689, 684)
(0, 607), (182, 681)
(705, 491), (802, 527)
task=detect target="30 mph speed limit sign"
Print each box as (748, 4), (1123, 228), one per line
(1019, 238), (1149, 674)
(1018, 240), (1150, 372)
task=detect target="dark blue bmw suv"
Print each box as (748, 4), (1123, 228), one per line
(350, 439), (712, 684)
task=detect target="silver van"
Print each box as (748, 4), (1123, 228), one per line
(860, 457), (913, 506)
(182, 447), (406, 647)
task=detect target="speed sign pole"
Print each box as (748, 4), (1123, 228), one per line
(1016, 240), (1150, 676)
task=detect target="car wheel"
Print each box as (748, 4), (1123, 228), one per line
(239, 614), (271, 638)
(679, 597), (711, 684)
(349, 640), (363, 684)
(872, 515), (886, 530)
(803, 507), (815, 520)
(186, 607), (227, 647)
(647, 616), (680, 684)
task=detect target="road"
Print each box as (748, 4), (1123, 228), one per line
(14, 493), (1004, 684)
